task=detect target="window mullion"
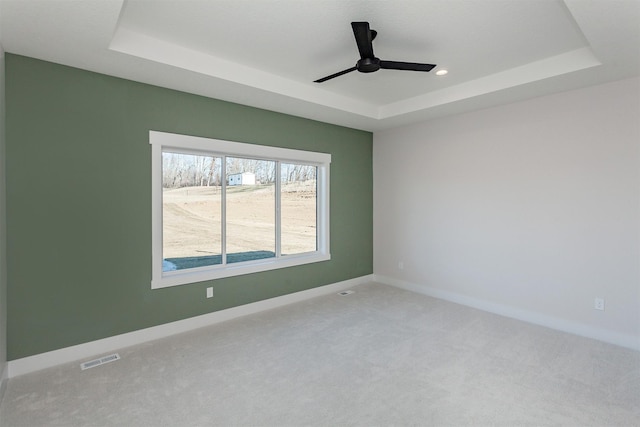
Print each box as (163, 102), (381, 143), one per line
(221, 155), (227, 265)
(275, 161), (281, 258)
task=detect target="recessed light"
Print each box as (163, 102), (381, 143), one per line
(435, 69), (448, 76)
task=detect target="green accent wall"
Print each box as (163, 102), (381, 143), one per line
(5, 54), (373, 360)
(0, 49), (7, 380)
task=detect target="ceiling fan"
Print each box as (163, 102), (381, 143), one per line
(314, 21), (437, 83)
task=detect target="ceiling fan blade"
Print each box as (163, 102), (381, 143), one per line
(379, 61), (436, 72)
(351, 22), (375, 59)
(314, 66), (358, 83)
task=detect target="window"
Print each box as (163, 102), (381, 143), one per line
(151, 131), (330, 288)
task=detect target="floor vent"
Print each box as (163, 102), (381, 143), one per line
(338, 290), (355, 296)
(80, 353), (121, 370)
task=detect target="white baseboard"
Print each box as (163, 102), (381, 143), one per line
(374, 274), (640, 352)
(8, 275), (374, 378)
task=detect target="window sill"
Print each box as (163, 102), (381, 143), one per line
(151, 252), (331, 289)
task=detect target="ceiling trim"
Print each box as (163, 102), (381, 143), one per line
(110, 27), (600, 123)
(380, 47), (601, 119)
(110, 27), (379, 119)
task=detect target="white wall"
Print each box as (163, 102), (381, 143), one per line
(374, 77), (640, 349)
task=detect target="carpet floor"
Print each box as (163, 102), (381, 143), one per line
(1, 282), (639, 426)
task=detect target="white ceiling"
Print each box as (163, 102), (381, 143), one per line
(1, 0), (639, 131)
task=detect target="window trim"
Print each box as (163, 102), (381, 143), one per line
(150, 131), (331, 289)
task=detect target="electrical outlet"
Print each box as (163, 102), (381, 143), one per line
(398, 261), (404, 270)
(594, 297), (605, 311)
(206, 287), (213, 299)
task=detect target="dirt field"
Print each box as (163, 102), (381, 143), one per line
(162, 183), (317, 261)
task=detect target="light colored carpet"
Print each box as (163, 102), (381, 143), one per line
(1, 282), (639, 426)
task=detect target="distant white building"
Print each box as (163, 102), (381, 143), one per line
(228, 172), (256, 186)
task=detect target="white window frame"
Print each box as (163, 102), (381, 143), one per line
(150, 131), (331, 289)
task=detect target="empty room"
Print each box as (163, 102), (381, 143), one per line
(0, 0), (638, 425)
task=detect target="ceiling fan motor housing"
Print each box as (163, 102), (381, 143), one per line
(357, 57), (381, 73)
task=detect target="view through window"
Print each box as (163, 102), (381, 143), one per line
(151, 132), (330, 288)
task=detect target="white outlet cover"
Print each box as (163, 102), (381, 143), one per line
(594, 298), (605, 311)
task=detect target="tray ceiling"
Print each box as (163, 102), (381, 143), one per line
(1, 0), (639, 131)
